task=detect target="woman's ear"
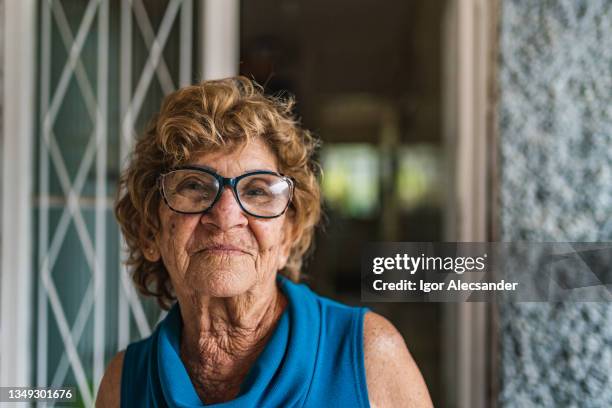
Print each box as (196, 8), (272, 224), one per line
(278, 242), (291, 271)
(142, 239), (161, 262)
(278, 218), (298, 270)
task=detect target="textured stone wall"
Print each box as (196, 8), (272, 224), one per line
(498, 0), (612, 406)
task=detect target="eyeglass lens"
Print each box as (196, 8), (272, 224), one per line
(162, 170), (291, 217)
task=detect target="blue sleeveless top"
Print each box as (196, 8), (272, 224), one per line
(121, 274), (371, 407)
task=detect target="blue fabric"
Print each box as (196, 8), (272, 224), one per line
(121, 274), (371, 407)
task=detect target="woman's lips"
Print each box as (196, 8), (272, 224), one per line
(200, 244), (247, 254)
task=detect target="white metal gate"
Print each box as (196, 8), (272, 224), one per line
(35, 0), (195, 405)
(2, 0), (237, 405)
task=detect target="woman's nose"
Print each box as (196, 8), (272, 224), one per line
(201, 186), (248, 229)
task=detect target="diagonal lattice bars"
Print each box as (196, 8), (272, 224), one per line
(36, 0), (193, 405)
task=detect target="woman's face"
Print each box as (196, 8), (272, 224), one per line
(149, 138), (294, 299)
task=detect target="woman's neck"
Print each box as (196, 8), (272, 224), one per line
(177, 277), (287, 404)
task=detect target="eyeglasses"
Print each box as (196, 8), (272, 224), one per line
(158, 166), (294, 219)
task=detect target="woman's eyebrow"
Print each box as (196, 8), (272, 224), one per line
(184, 165), (278, 174)
(184, 164), (217, 172)
(244, 168), (278, 173)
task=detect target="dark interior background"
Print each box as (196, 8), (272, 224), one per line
(240, 0), (449, 405)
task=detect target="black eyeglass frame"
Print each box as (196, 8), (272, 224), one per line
(158, 166), (295, 219)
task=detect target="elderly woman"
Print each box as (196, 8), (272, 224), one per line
(97, 77), (432, 407)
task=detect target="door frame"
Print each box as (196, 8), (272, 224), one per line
(442, 0), (500, 406)
(0, 0), (37, 388)
(199, 0), (239, 80)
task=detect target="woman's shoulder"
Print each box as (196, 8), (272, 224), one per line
(304, 287), (370, 329)
(287, 277), (364, 311)
(362, 312), (433, 407)
(95, 350), (125, 407)
(96, 331), (159, 407)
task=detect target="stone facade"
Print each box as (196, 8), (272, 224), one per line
(498, 0), (612, 406)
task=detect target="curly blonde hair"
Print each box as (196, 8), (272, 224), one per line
(114, 76), (322, 310)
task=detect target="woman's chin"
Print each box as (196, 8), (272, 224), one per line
(187, 267), (258, 298)
(181, 252), (259, 297)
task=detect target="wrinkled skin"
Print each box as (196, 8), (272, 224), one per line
(144, 138), (293, 403)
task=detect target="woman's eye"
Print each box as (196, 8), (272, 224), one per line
(177, 179), (214, 196)
(185, 181), (204, 190)
(179, 181), (205, 191)
(245, 188), (268, 196)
